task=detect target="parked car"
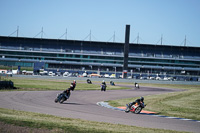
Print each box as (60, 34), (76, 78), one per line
(63, 72), (69, 77)
(149, 76), (156, 80)
(163, 77), (174, 81)
(163, 77), (169, 80)
(109, 74), (116, 78)
(104, 74), (110, 78)
(82, 72), (87, 77)
(140, 76), (147, 80)
(7, 71), (13, 77)
(128, 76), (132, 79)
(48, 71), (55, 76)
(156, 76), (162, 80)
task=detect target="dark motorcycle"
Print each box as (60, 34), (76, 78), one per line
(110, 81), (115, 86)
(101, 84), (107, 91)
(55, 92), (70, 103)
(87, 79), (92, 84)
(125, 102), (146, 114)
(135, 83), (139, 89)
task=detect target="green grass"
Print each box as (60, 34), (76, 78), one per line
(0, 108), (186, 133)
(138, 83), (200, 90)
(0, 76), (199, 132)
(108, 84), (200, 120)
(1, 77), (129, 91)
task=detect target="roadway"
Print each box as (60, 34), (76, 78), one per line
(0, 84), (200, 132)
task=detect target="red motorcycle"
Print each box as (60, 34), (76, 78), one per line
(125, 102), (146, 114)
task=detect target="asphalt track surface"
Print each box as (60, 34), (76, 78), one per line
(0, 86), (200, 132)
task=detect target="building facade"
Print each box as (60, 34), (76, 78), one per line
(0, 36), (200, 77)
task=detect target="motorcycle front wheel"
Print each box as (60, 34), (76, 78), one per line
(125, 106), (130, 113)
(54, 98), (58, 103)
(134, 107), (142, 114)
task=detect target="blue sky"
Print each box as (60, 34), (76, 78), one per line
(0, 0), (200, 47)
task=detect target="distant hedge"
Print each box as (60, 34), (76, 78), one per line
(0, 81), (15, 89)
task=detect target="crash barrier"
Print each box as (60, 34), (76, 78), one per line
(0, 73), (13, 77)
(0, 81), (14, 89)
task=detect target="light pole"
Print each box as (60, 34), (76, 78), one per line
(114, 67), (116, 78)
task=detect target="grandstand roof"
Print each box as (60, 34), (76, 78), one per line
(0, 36), (199, 49)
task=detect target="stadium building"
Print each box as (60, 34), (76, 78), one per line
(0, 35), (200, 80)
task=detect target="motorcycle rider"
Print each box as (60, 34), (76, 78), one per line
(102, 80), (106, 85)
(101, 80), (107, 91)
(71, 80), (76, 91)
(110, 80), (115, 86)
(128, 97), (144, 110)
(63, 85), (74, 99)
(134, 82), (139, 88)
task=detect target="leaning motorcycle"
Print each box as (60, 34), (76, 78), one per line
(125, 102), (146, 114)
(101, 84), (107, 91)
(87, 79), (92, 84)
(55, 92), (70, 103)
(134, 83), (139, 89)
(110, 81), (115, 86)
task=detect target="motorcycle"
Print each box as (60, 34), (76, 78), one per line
(101, 84), (107, 91)
(87, 79), (92, 84)
(135, 83), (139, 89)
(125, 102), (146, 114)
(110, 81), (115, 86)
(55, 91), (70, 103)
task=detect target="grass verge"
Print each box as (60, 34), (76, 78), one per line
(0, 108), (186, 133)
(1, 77), (129, 91)
(0, 76), (198, 132)
(108, 84), (200, 120)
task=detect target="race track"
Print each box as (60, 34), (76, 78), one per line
(0, 86), (200, 132)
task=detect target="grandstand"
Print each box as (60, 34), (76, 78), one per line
(0, 36), (200, 80)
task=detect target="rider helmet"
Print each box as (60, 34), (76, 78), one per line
(140, 97), (144, 102)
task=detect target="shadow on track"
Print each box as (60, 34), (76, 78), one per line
(61, 102), (85, 105)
